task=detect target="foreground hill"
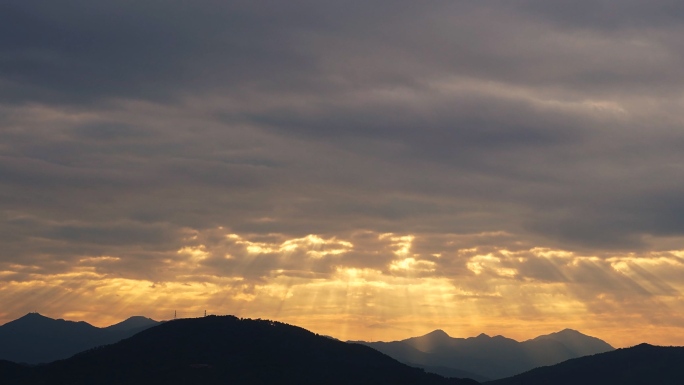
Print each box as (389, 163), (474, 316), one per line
(0, 360), (28, 379)
(486, 343), (684, 385)
(4, 315), (479, 385)
(356, 328), (613, 380)
(0, 313), (160, 364)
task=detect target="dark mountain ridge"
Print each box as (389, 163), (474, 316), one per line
(0, 312), (160, 364)
(104, 315), (159, 333)
(528, 328), (613, 357)
(486, 343), (684, 385)
(2, 315), (479, 385)
(355, 328), (614, 380)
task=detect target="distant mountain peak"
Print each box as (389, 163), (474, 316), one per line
(532, 328), (594, 341)
(5, 312), (55, 327)
(361, 327), (615, 381)
(527, 328), (614, 358)
(19, 312), (50, 320)
(633, 342), (654, 348)
(401, 328), (454, 353)
(104, 315), (159, 332)
(424, 329), (450, 338)
(556, 328), (581, 334)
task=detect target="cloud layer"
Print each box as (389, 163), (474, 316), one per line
(2, 0), (684, 345)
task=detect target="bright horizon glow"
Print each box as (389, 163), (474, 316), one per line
(2, 230), (683, 348)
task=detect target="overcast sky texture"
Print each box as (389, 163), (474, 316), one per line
(2, 0), (684, 347)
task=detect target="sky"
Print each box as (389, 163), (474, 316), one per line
(1, 0), (684, 348)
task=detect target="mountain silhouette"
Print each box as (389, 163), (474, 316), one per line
(104, 316), (159, 333)
(486, 343), (684, 385)
(528, 328), (613, 357)
(0, 313), (160, 364)
(355, 328), (613, 380)
(404, 329), (452, 351)
(2, 315), (480, 385)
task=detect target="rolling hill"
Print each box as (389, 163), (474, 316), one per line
(486, 343), (684, 385)
(2, 315), (480, 385)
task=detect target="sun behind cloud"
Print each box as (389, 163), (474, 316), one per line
(2, 229), (683, 347)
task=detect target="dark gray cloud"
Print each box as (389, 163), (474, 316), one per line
(513, 0), (684, 30)
(4, 1), (683, 103)
(1, 0), (684, 285)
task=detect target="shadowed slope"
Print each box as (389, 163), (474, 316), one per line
(0, 360), (29, 381)
(9, 316), (479, 385)
(354, 338), (490, 382)
(487, 343), (684, 385)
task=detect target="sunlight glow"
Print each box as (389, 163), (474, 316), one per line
(381, 233), (415, 257)
(2, 231), (684, 347)
(466, 254), (517, 277)
(389, 258), (436, 273)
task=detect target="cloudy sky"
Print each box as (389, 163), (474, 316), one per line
(2, 0), (684, 347)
